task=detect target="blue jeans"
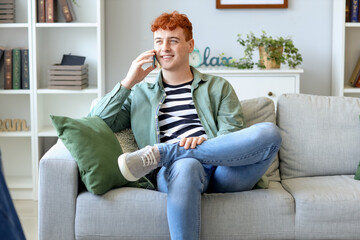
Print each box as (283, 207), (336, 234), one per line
(0, 151), (26, 240)
(156, 122), (282, 240)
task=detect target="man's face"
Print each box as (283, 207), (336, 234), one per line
(153, 27), (194, 71)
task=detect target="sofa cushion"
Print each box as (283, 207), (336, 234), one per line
(50, 115), (153, 195)
(75, 181), (294, 240)
(281, 175), (360, 239)
(277, 94), (360, 179)
(241, 97), (280, 181)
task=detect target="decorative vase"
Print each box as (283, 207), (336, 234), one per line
(259, 46), (283, 69)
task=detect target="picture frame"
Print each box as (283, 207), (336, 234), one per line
(216, 0), (288, 9)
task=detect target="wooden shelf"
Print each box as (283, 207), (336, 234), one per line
(35, 22), (98, 28)
(0, 23), (29, 28)
(0, 89), (31, 94)
(0, 132), (31, 137)
(37, 85), (98, 94)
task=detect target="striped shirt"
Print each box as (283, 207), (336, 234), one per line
(159, 80), (208, 144)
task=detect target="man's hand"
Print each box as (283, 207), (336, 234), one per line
(179, 136), (206, 150)
(121, 50), (156, 89)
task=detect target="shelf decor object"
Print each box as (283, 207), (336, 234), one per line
(221, 31), (302, 70)
(48, 64), (88, 90)
(0, 119), (29, 132)
(0, 0), (15, 23)
(216, 0), (288, 9)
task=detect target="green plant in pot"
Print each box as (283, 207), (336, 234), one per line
(222, 31), (303, 69)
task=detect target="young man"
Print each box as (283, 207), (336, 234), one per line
(89, 11), (281, 240)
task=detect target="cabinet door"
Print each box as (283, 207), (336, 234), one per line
(224, 76), (297, 103)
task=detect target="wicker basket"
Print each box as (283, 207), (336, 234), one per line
(259, 46), (283, 69)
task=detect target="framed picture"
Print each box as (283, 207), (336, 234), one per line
(216, 0), (288, 9)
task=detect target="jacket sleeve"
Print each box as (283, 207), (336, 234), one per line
(216, 82), (246, 136)
(88, 83), (132, 132)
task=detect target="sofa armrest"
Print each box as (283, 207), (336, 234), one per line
(38, 139), (78, 240)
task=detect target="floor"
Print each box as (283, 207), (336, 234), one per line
(13, 200), (38, 240)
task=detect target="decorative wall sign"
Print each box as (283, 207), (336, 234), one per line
(0, 119), (29, 132)
(200, 46), (233, 67)
(216, 0), (288, 9)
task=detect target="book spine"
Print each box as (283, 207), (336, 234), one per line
(4, 49), (12, 89)
(38, 0), (46, 23)
(350, 0), (359, 22)
(46, 0), (57, 23)
(58, 0), (73, 22)
(0, 47), (5, 61)
(12, 48), (21, 89)
(21, 49), (29, 89)
(66, 0), (76, 21)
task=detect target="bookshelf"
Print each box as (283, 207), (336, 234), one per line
(332, 0), (360, 97)
(0, 0), (105, 199)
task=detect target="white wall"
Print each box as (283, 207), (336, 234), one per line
(105, 0), (333, 96)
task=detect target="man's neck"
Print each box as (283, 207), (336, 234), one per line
(161, 65), (193, 85)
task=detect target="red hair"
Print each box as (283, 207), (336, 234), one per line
(151, 11), (193, 41)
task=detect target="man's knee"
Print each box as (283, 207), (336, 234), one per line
(170, 158), (204, 177)
(167, 158), (206, 187)
(254, 122), (282, 147)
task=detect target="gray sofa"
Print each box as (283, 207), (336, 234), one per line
(38, 94), (360, 240)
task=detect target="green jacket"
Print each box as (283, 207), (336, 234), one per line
(89, 67), (246, 147)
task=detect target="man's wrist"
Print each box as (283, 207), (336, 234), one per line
(120, 79), (135, 90)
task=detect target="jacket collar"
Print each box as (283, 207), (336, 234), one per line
(152, 66), (207, 91)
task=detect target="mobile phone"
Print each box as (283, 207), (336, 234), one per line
(152, 55), (156, 68)
(152, 55), (160, 68)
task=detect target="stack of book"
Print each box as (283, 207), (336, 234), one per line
(0, 47), (30, 90)
(48, 64), (88, 90)
(0, 0), (15, 23)
(37, 0), (76, 23)
(349, 56), (360, 88)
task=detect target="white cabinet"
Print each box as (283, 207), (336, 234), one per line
(146, 67), (303, 105)
(332, 0), (360, 97)
(0, 0), (104, 199)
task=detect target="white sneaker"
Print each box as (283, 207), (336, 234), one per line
(118, 145), (160, 181)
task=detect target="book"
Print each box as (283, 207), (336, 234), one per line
(48, 83), (88, 90)
(354, 71), (360, 87)
(66, 0), (76, 21)
(346, 0), (350, 22)
(37, 0), (46, 23)
(48, 79), (88, 86)
(45, 0), (57, 23)
(4, 49), (12, 89)
(58, 0), (73, 22)
(48, 68), (88, 76)
(50, 64), (88, 71)
(350, 0), (359, 22)
(48, 74), (88, 81)
(12, 48), (21, 89)
(349, 55), (360, 86)
(0, 46), (5, 61)
(21, 48), (29, 89)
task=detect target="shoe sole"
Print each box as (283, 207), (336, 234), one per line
(118, 153), (140, 182)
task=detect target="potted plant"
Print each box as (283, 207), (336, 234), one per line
(222, 31), (302, 69)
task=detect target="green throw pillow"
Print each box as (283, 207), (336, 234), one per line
(355, 164), (360, 180)
(50, 115), (153, 195)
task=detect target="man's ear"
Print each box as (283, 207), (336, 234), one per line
(188, 39), (195, 53)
